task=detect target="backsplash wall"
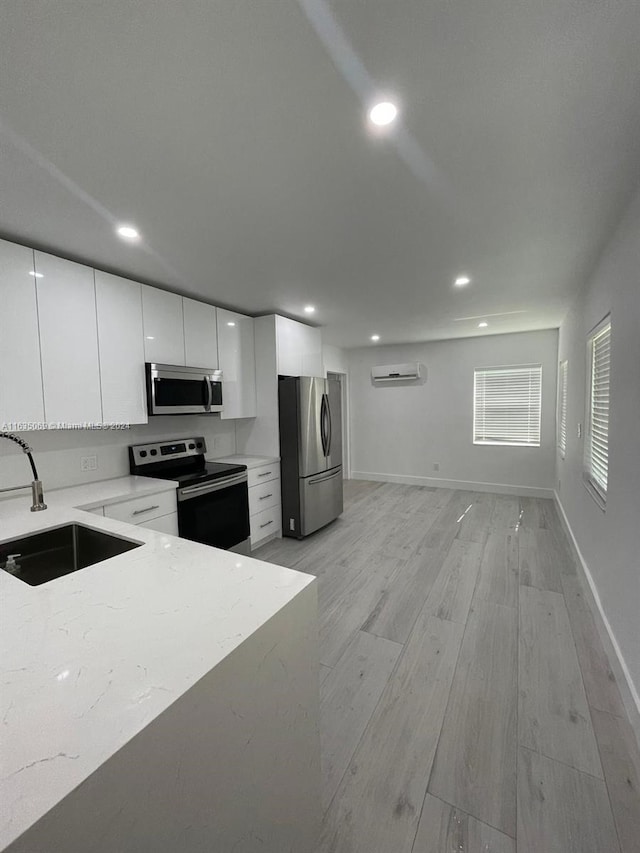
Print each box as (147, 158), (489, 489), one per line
(0, 417), (236, 493)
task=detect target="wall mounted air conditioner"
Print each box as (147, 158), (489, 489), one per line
(371, 363), (422, 382)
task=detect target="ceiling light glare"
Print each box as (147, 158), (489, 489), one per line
(454, 276), (471, 287)
(368, 101), (398, 127)
(478, 322), (488, 328)
(304, 305), (316, 314)
(370, 334), (380, 342)
(116, 224), (141, 242)
(29, 270), (44, 278)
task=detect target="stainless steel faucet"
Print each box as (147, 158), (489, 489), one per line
(0, 432), (47, 512)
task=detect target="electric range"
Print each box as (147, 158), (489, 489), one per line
(129, 437), (250, 553)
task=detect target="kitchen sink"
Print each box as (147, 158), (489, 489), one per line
(0, 524), (142, 586)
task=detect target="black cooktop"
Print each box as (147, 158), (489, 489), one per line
(129, 437), (246, 486)
(170, 461), (247, 487)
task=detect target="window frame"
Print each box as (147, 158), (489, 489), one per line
(557, 360), (568, 458)
(472, 363), (543, 448)
(583, 315), (611, 510)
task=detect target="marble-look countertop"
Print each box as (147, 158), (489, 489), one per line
(0, 477), (313, 850)
(209, 454), (280, 470)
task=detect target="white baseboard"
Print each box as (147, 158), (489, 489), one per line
(554, 491), (640, 728)
(350, 470), (554, 499)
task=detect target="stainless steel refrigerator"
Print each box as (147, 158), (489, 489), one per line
(279, 376), (343, 538)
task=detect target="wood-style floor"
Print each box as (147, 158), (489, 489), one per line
(255, 481), (640, 853)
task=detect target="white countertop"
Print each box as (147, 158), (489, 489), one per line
(210, 454), (280, 470)
(0, 476), (312, 850)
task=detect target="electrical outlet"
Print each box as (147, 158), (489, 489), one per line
(433, 463), (440, 472)
(80, 455), (97, 472)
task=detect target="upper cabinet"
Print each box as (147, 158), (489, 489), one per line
(0, 240), (45, 425)
(275, 316), (322, 377)
(217, 309), (256, 419)
(183, 297), (218, 368)
(141, 286), (185, 365)
(34, 251), (103, 424)
(95, 271), (147, 425)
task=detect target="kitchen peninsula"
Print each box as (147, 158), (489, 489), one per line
(0, 478), (320, 853)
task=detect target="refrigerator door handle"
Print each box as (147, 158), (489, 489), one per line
(308, 468), (342, 485)
(325, 392), (332, 457)
(320, 393), (328, 456)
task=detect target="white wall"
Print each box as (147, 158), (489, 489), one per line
(0, 416), (236, 492)
(556, 188), (640, 704)
(348, 329), (558, 496)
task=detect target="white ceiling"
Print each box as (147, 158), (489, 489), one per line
(1, 0), (639, 347)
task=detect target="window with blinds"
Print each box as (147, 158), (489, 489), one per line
(557, 360), (568, 457)
(473, 364), (542, 446)
(585, 318), (611, 506)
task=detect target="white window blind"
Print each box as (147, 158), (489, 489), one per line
(585, 319), (611, 505)
(557, 360), (568, 457)
(473, 364), (542, 446)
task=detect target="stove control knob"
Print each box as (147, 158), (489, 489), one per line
(188, 443), (195, 449)
(139, 450), (147, 458)
(150, 449), (158, 456)
(196, 442), (203, 449)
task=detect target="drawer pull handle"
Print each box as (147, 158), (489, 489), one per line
(259, 519), (274, 529)
(132, 505), (160, 516)
(257, 471), (272, 478)
(259, 493), (273, 500)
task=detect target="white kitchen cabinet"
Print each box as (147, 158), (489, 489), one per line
(275, 315), (322, 377)
(95, 271), (147, 425)
(34, 251), (103, 425)
(141, 286), (185, 365)
(183, 297), (218, 368)
(141, 513), (179, 535)
(217, 309), (257, 419)
(0, 240), (45, 425)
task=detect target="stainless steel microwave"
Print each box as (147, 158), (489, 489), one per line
(145, 363), (223, 416)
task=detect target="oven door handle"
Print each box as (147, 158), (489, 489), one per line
(178, 472), (247, 501)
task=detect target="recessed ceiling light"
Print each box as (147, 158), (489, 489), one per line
(454, 276), (471, 287)
(368, 101), (398, 127)
(478, 322), (488, 328)
(28, 270), (43, 278)
(370, 334), (380, 342)
(226, 321), (236, 327)
(116, 224), (140, 242)
(304, 305), (316, 314)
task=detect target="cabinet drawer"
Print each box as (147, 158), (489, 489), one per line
(103, 491), (177, 524)
(250, 505), (281, 546)
(139, 513), (179, 536)
(248, 462), (280, 488)
(249, 479), (280, 516)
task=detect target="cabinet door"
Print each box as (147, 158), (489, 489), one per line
(299, 325), (323, 377)
(0, 240), (45, 425)
(95, 271), (147, 425)
(141, 286), (185, 365)
(217, 309), (257, 419)
(183, 297), (218, 368)
(34, 251), (102, 424)
(275, 315), (302, 376)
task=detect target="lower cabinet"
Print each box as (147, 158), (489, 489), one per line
(140, 513), (179, 535)
(97, 490), (179, 536)
(248, 462), (282, 549)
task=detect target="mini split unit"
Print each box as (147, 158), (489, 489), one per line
(371, 363), (422, 382)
